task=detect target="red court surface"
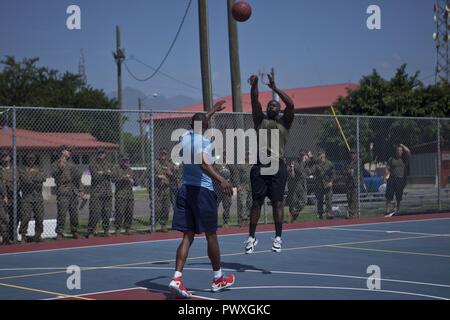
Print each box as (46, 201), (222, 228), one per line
(1, 212), (449, 255)
(51, 287), (211, 300)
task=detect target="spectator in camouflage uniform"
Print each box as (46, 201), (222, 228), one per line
(213, 153), (233, 226)
(87, 148), (113, 238)
(19, 153), (45, 242)
(286, 151), (310, 223)
(344, 151), (358, 218)
(235, 153), (252, 227)
(312, 151), (335, 220)
(1, 152), (14, 243)
(154, 148), (173, 232)
(112, 154), (135, 235)
(52, 145), (83, 240)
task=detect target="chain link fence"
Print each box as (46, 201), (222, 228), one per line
(0, 106), (448, 244)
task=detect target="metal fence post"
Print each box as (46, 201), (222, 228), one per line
(356, 116), (361, 217)
(263, 200), (267, 224)
(149, 111), (156, 233)
(12, 107), (18, 242)
(437, 118), (442, 212)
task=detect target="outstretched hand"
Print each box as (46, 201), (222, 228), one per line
(248, 74), (258, 86)
(212, 100), (227, 112)
(267, 74), (276, 89)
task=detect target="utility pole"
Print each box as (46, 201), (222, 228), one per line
(198, 0), (213, 112)
(138, 98), (146, 165)
(227, 0), (243, 113)
(113, 25), (125, 153)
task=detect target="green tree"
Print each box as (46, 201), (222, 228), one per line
(319, 65), (449, 162)
(0, 56), (120, 143)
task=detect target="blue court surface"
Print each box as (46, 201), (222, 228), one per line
(0, 216), (449, 300)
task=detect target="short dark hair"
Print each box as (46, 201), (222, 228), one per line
(191, 113), (207, 128)
(0, 151), (10, 159)
(299, 149), (306, 158)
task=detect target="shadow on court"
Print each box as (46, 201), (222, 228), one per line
(188, 261), (272, 274)
(136, 276), (172, 299)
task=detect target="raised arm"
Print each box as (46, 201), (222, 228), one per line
(248, 75), (264, 127)
(399, 144), (411, 156)
(267, 74), (294, 129)
(205, 100), (227, 122)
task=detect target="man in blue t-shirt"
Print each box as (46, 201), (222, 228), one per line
(169, 100), (235, 299)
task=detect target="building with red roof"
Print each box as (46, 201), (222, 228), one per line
(0, 127), (119, 175)
(140, 83), (358, 159)
(143, 83), (358, 120)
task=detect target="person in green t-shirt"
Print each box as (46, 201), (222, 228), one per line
(245, 73), (295, 254)
(384, 144), (411, 216)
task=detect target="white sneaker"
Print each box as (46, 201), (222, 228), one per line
(244, 236), (258, 254)
(384, 211), (396, 217)
(272, 237), (282, 253)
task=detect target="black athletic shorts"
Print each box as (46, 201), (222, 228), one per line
(385, 176), (406, 202)
(250, 160), (288, 207)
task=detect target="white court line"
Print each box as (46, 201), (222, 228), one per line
(44, 286), (145, 300)
(43, 286), (216, 301)
(1, 216), (449, 257)
(320, 227), (450, 237)
(213, 286), (449, 300)
(6, 266), (450, 290)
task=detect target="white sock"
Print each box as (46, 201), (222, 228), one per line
(213, 269), (223, 280)
(174, 271), (182, 278)
(275, 236), (281, 241)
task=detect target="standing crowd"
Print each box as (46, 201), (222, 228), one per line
(0, 141), (411, 245)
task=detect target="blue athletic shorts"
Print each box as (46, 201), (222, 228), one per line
(172, 184), (218, 234)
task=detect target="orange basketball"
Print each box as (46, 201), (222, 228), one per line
(231, 1), (252, 22)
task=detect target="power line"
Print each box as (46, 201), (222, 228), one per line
(420, 73), (437, 82)
(126, 56), (205, 93)
(124, 0), (192, 82)
(127, 56), (257, 109)
(126, 56), (236, 101)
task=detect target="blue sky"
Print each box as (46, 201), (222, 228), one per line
(0, 0), (437, 101)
